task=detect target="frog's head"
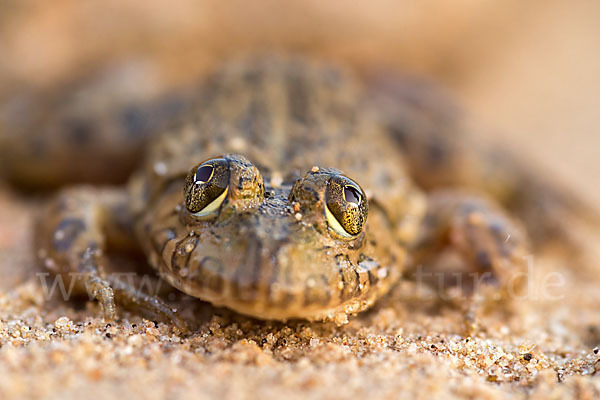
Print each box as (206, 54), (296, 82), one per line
(183, 154), (368, 241)
(177, 154), (399, 320)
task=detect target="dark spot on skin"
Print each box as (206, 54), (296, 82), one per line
(480, 272), (499, 286)
(489, 220), (505, 237)
(65, 119), (94, 147)
(476, 251), (493, 270)
(121, 106), (151, 139)
(238, 99), (268, 147)
(358, 254), (373, 263)
(367, 270), (378, 288)
(426, 137), (447, 167)
(111, 202), (135, 233)
(297, 186), (320, 204)
(88, 240), (99, 252)
(244, 68), (263, 84)
(351, 269), (361, 296)
(335, 254), (360, 299)
(389, 126), (409, 149)
(52, 218), (86, 253)
(237, 176), (250, 190)
(286, 69), (310, 124)
(151, 95), (186, 130)
(358, 254), (379, 288)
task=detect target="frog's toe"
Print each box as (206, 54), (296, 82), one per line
(87, 275), (117, 321)
(108, 276), (190, 334)
(414, 190), (530, 294)
(449, 203), (529, 288)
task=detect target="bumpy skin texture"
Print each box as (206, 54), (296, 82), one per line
(129, 59), (422, 321)
(0, 63), (192, 190)
(29, 57), (537, 326)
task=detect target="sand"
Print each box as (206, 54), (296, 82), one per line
(1, 1), (600, 399)
(1, 180), (600, 399)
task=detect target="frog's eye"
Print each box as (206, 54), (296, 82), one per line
(325, 175), (368, 238)
(184, 158), (230, 218)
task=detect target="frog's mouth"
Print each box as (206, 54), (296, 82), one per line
(162, 194), (399, 321)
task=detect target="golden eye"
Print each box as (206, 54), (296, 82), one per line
(325, 175), (368, 238)
(184, 158), (230, 218)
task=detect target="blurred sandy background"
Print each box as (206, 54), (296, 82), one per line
(0, 1), (599, 398)
(1, 0), (599, 202)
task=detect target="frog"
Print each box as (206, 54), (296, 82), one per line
(7, 56), (593, 330)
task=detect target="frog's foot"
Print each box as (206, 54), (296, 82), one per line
(81, 250), (117, 321)
(411, 190), (529, 296)
(107, 276), (189, 333)
(37, 187), (188, 332)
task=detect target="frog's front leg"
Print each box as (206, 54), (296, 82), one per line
(37, 187), (188, 332)
(410, 191), (529, 295)
(368, 75), (600, 253)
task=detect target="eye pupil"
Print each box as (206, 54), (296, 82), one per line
(324, 176), (368, 239)
(344, 186), (361, 205)
(195, 165), (214, 183)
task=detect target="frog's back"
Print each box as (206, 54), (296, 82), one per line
(139, 57), (409, 194)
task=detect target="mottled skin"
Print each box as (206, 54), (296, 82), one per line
(16, 57), (564, 328)
(130, 58), (425, 322)
(0, 63), (192, 190)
